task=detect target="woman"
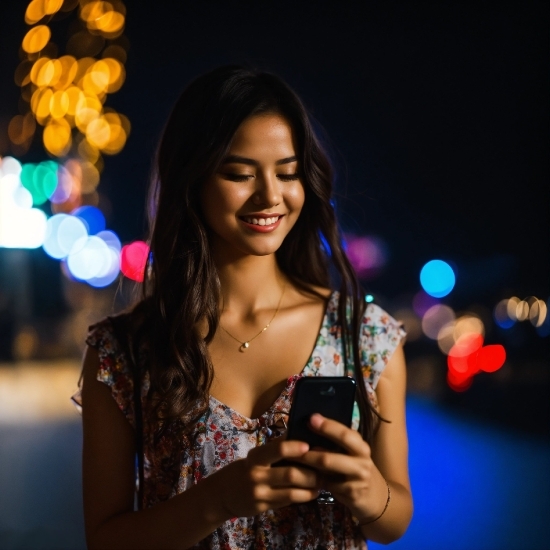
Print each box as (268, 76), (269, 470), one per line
(79, 65), (412, 549)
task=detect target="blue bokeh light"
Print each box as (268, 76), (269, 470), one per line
(420, 260), (456, 298)
(72, 205), (106, 235)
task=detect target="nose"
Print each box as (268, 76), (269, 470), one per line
(252, 172), (282, 207)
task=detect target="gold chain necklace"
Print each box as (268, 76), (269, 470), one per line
(220, 284), (286, 352)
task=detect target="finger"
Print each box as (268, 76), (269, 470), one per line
(308, 414), (369, 456)
(268, 465), (318, 489)
(259, 487), (320, 507)
(247, 439), (309, 467)
(294, 450), (366, 477)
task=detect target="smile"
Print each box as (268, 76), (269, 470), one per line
(242, 216), (281, 226)
(239, 215), (283, 233)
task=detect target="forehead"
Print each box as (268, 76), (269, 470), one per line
(227, 114), (297, 159)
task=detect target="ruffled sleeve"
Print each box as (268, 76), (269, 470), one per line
(84, 317), (137, 428)
(359, 303), (406, 390)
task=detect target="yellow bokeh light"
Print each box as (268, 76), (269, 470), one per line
(529, 299), (547, 327)
(506, 297), (520, 321)
(44, 0), (64, 15)
(25, 0), (46, 25)
(34, 87), (54, 122)
(30, 57), (51, 85)
(65, 86), (85, 116)
(8, 113), (36, 145)
(437, 322), (456, 355)
(453, 314), (485, 340)
(73, 57), (97, 87)
(79, 160), (100, 193)
(22, 25), (51, 54)
(101, 112), (128, 154)
(95, 11), (125, 34)
(43, 118), (72, 156)
(82, 60), (111, 95)
(74, 94), (102, 132)
(515, 300), (529, 321)
(25, 0), (64, 24)
(36, 59), (63, 87)
(14, 60), (33, 87)
(102, 44), (127, 63)
(53, 56), (78, 90)
(86, 116), (111, 149)
(50, 90), (70, 118)
(77, 137), (101, 164)
(80, 2), (112, 26)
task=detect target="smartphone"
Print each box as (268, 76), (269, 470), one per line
(274, 376), (356, 466)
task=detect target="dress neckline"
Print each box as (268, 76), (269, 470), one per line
(208, 290), (336, 424)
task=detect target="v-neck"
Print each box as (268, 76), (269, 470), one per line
(208, 291), (335, 423)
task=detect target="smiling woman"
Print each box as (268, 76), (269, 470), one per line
(77, 65), (412, 549)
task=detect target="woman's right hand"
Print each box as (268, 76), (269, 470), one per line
(215, 439), (319, 518)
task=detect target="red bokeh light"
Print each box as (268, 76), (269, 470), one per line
(477, 345), (506, 373)
(120, 240), (149, 282)
(446, 370), (473, 392)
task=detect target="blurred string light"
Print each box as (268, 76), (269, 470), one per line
(493, 296), (548, 330)
(0, 1), (141, 288)
(420, 259), (456, 298)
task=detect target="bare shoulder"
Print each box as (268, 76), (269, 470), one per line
(285, 282), (332, 309)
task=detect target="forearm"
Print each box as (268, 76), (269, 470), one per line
(359, 480), (413, 544)
(88, 473), (229, 550)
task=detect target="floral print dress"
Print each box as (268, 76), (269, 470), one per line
(83, 292), (405, 549)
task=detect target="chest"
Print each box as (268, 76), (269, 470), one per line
(208, 301), (329, 419)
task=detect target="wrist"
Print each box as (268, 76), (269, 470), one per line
(356, 479), (391, 527)
(197, 470), (233, 527)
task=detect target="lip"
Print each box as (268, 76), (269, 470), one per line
(238, 214), (284, 233)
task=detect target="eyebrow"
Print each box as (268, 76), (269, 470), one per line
(221, 155), (298, 166)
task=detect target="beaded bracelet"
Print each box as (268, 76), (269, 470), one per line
(358, 480), (391, 527)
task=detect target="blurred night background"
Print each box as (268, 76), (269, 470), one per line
(0, 1), (548, 549)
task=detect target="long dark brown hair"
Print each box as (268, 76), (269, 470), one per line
(132, 65), (378, 443)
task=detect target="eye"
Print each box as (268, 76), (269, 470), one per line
(277, 173), (300, 181)
(223, 173), (253, 182)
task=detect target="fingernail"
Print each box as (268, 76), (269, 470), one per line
(310, 413), (323, 427)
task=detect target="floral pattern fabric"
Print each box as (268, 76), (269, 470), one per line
(84, 292), (405, 549)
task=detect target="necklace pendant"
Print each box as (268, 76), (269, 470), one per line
(240, 342), (250, 352)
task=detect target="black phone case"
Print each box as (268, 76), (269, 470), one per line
(274, 376), (356, 466)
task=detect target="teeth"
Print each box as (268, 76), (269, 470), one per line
(244, 216), (279, 226)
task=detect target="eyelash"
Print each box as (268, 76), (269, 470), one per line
(224, 173), (300, 182)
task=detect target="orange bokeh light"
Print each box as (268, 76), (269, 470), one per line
(22, 25), (51, 54)
(43, 118), (72, 156)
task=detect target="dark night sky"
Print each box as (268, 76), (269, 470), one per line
(1, 1), (548, 301)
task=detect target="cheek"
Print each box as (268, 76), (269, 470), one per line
(289, 183), (306, 214)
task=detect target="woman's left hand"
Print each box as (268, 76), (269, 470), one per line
(293, 413), (388, 523)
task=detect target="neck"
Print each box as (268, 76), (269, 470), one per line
(213, 250), (285, 316)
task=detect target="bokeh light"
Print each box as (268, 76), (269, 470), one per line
(345, 234), (388, 279)
(121, 241), (149, 282)
(422, 304), (456, 340)
(420, 259), (456, 298)
(72, 205), (105, 235)
(494, 299), (515, 329)
(22, 25), (51, 53)
(477, 345), (506, 373)
(0, 157), (48, 249)
(412, 290), (440, 317)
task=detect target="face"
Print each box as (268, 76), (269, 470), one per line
(200, 114), (305, 258)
